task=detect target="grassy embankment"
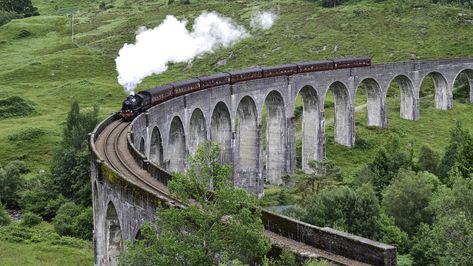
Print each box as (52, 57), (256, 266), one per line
(1, 0), (473, 263)
(0, 221), (93, 266)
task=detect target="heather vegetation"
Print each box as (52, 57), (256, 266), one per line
(1, 0), (473, 264)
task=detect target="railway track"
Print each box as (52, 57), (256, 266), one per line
(95, 119), (174, 203)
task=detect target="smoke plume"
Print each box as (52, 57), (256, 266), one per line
(250, 11), (278, 31)
(116, 12), (248, 93)
(116, 11), (278, 94)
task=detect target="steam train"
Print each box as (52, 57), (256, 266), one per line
(120, 57), (371, 121)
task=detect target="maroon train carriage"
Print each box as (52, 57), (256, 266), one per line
(229, 67), (263, 84)
(173, 79), (202, 97)
(334, 57), (371, 69)
(146, 84), (174, 106)
(262, 64), (298, 78)
(120, 57), (371, 120)
(199, 73), (231, 89)
(297, 60), (334, 73)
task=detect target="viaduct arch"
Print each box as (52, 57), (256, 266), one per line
(90, 58), (473, 266)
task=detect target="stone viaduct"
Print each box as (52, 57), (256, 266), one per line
(130, 58), (473, 195)
(90, 58), (473, 266)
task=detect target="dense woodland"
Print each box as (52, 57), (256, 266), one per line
(1, 0), (473, 265)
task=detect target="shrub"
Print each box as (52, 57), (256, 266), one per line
(0, 204), (10, 226)
(0, 160), (27, 208)
(275, 249), (297, 266)
(7, 127), (46, 142)
(354, 133), (371, 149)
(53, 202), (81, 237)
(0, 0), (39, 17)
(0, 96), (36, 120)
(22, 212), (42, 226)
(53, 202), (93, 240)
(19, 174), (66, 221)
(302, 184), (381, 239)
(416, 145), (439, 175)
(16, 29), (31, 38)
(0, 10), (20, 26)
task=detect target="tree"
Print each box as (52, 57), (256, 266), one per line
(302, 184), (381, 239)
(0, 0), (38, 17)
(382, 170), (437, 236)
(52, 202), (93, 240)
(438, 122), (473, 182)
(429, 175), (473, 225)
(411, 174), (473, 264)
(376, 213), (409, 254)
(416, 145), (439, 175)
(411, 213), (473, 265)
(367, 136), (413, 197)
(296, 159), (342, 194)
(0, 160), (27, 209)
(51, 99), (99, 206)
(120, 143), (271, 265)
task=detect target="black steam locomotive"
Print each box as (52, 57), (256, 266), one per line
(120, 57), (371, 121)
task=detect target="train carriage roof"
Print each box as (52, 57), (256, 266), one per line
(228, 67), (263, 76)
(173, 78), (201, 88)
(296, 60), (333, 67)
(333, 57), (371, 64)
(143, 84), (174, 96)
(261, 64), (298, 71)
(199, 72), (230, 82)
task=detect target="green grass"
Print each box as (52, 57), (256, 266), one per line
(0, 241), (93, 266)
(0, 0), (472, 173)
(0, 222), (93, 265)
(0, 0), (473, 262)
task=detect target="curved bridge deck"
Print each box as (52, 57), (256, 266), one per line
(95, 119), (172, 201)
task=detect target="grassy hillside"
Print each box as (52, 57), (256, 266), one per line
(0, 242), (92, 266)
(0, 222), (93, 266)
(1, 0), (473, 175)
(1, 0), (473, 264)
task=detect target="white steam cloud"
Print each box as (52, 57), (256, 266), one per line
(116, 11), (276, 93)
(250, 11), (278, 31)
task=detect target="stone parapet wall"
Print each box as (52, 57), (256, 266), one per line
(262, 210), (396, 266)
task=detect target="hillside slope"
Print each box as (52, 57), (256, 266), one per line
(1, 0), (473, 173)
